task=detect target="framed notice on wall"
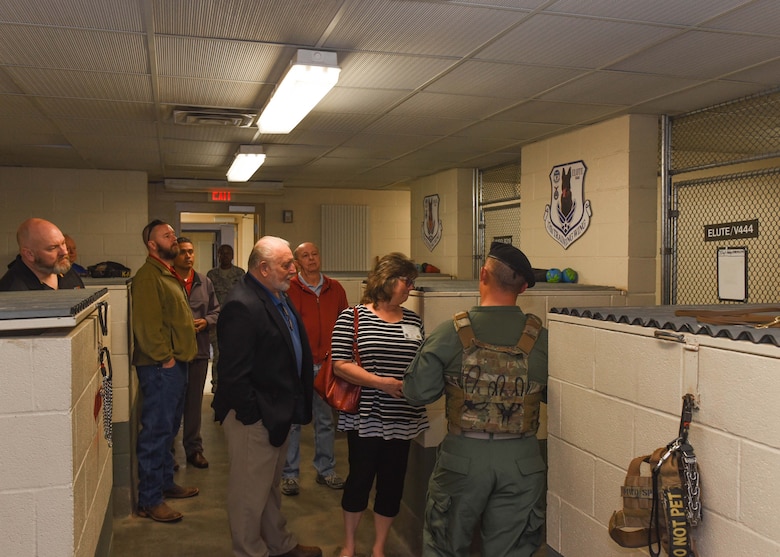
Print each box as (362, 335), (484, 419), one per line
(717, 246), (748, 302)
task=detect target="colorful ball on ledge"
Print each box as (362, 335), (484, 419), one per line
(562, 268), (578, 283)
(546, 268), (562, 283)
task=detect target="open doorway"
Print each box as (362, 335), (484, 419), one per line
(180, 211), (258, 272)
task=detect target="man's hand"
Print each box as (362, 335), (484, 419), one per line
(194, 318), (208, 333)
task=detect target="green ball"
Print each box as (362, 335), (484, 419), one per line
(546, 268), (562, 283)
(562, 268), (578, 283)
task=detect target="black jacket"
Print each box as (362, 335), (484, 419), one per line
(212, 273), (314, 447)
(0, 255), (84, 291)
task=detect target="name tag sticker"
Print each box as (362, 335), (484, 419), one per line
(401, 324), (422, 340)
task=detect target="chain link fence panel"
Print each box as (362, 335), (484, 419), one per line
(478, 161), (522, 270)
(673, 168), (780, 304)
(670, 87), (780, 173)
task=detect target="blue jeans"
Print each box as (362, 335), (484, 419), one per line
(283, 364), (337, 478)
(136, 361), (188, 508)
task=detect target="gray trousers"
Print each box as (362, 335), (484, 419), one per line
(183, 358), (208, 456)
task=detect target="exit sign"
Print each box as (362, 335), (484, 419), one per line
(211, 191), (232, 201)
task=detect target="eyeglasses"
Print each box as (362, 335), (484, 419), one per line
(397, 276), (415, 287)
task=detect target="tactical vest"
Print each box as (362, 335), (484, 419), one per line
(444, 311), (543, 435)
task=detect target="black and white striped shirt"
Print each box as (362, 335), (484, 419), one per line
(333, 304), (428, 440)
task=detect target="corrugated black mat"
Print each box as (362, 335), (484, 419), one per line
(550, 304), (780, 346)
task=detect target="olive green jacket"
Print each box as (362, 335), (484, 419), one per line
(131, 256), (197, 366)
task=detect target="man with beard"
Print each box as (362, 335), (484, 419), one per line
(0, 218), (84, 290)
(212, 236), (322, 557)
(131, 219), (198, 523)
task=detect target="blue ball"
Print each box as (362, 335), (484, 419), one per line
(562, 268), (578, 283)
(546, 268), (562, 283)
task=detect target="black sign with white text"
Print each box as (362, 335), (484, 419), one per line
(704, 219), (759, 242)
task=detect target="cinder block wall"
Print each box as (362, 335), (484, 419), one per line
(0, 167), (149, 274)
(546, 314), (780, 556)
(0, 316), (112, 557)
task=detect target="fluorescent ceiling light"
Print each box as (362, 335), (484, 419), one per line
(257, 49), (340, 134)
(226, 145), (266, 182)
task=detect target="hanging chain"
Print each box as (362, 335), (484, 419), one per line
(680, 443), (702, 526)
(99, 347), (113, 447)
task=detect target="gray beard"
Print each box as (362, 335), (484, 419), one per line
(36, 255), (71, 275)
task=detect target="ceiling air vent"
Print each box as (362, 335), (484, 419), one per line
(172, 108), (257, 128)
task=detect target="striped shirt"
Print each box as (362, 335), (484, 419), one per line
(333, 304), (428, 440)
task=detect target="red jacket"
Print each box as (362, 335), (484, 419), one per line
(287, 274), (349, 365)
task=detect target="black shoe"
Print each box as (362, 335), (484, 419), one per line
(187, 452), (209, 469)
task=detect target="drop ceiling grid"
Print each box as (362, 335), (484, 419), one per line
(0, 0), (144, 31)
(610, 31), (780, 80)
(58, 118), (158, 138)
(335, 52), (457, 91)
(157, 76), (265, 109)
(0, 94), (44, 116)
(0, 26), (149, 73)
(363, 114), (473, 136)
(297, 111), (382, 133)
(155, 36), (281, 82)
(161, 123), (258, 143)
(35, 97), (157, 120)
(701, 0), (780, 35)
(475, 14), (680, 69)
(387, 90), (519, 120)
(153, 0), (343, 44)
(326, 1), (528, 57)
(540, 0), (747, 25)
(313, 88), (414, 116)
(5, 68), (153, 103)
(538, 71), (703, 106)
(0, 129), (66, 145)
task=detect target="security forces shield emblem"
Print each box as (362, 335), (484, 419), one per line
(422, 193), (443, 251)
(544, 160), (592, 249)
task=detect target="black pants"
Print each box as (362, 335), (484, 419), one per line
(341, 431), (411, 517)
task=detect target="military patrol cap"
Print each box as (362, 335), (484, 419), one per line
(487, 241), (536, 288)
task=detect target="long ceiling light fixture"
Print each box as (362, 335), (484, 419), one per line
(257, 49), (341, 134)
(226, 145), (266, 182)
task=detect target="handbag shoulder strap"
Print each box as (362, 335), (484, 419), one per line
(353, 306), (362, 367)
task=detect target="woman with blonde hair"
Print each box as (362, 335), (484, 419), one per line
(332, 252), (428, 557)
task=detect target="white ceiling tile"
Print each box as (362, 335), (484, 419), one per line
(0, 0), (778, 186)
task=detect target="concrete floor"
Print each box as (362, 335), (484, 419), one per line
(111, 391), (550, 557)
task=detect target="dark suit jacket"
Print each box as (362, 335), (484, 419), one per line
(212, 273), (314, 447)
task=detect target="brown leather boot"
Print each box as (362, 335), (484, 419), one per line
(137, 502), (183, 522)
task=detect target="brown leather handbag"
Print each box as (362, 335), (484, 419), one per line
(314, 307), (361, 413)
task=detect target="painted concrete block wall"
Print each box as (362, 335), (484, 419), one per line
(521, 115), (658, 305)
(547, 314), (780, 556)
(147, 183), (411, 270)
(0, 167), (149, 275)
(409, 168), (475, 279)
(0, 315), (111, 557)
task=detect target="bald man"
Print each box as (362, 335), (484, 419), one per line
(0, 218), (84, 291)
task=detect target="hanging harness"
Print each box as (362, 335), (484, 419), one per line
(445, 311), (543, 435)
(609, 394), (702, 556)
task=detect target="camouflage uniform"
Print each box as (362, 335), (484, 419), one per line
(206, 264), (245, 388)
(207, 264), (245, 304)
(404, 305), (549, 557)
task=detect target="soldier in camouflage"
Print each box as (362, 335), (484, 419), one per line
(206, 244), (245, 391)
(404, 242), (549, 557)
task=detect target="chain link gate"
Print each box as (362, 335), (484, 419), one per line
(476, 161), (522, 277)
(666, 87), (780, 304)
